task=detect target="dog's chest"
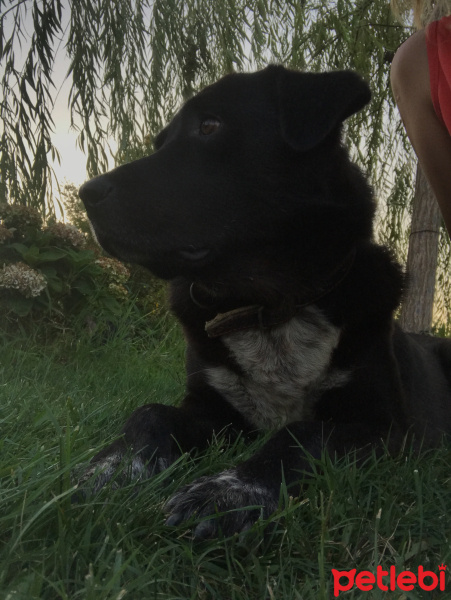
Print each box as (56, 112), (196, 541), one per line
(207, 306), (347, 430)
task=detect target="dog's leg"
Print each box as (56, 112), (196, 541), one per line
(76, 397), (244, 495)
(164, 421), (398, 538)
(76, 404), (182, 494)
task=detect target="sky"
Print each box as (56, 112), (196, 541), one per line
(52, 117), (88, 188)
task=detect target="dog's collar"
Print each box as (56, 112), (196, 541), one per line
(190, 249), (356, 338)
(204, 302), (298, 338)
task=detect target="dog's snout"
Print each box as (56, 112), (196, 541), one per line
(79, 177), (113, 207)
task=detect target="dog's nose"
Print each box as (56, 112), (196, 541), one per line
(79, 176), (113, 206)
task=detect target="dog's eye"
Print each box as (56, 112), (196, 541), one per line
(199, 118), (221, 136)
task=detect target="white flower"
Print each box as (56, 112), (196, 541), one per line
(0, 262), (47, 298)
(108, 282), (128, 300)
(95, 257), (130, 283)
(46, 222), (86, 248)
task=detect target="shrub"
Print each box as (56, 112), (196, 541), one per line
(0, 203), (139, 331)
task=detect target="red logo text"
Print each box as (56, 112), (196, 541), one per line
(332, 564), (447, 597)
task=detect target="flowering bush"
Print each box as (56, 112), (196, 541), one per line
(44, 222), (86, 249)
(95, 256), (130, 283)
(0, 262), (47, 298)
(96, 257), (130, 301)
(0, 203), (43, 231)
(0, 203), (134, 326)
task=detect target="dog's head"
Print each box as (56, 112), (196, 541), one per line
(80, 66), (373, 287)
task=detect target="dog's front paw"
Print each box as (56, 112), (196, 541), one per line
(164, 469), (278, 538)
(74, 446), (169, 498)
(74, 404), (181, 498)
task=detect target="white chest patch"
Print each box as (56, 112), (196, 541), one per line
(206, 305), (349, 430)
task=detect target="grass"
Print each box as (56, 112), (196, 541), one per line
(0, 313), (450, 599)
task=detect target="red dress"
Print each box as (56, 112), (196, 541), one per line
(427, 15), (451, 136)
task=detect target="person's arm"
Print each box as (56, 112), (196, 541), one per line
(391, 28), (451, 234)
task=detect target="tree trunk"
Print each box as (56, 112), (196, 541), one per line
(399, 164), (441, 333)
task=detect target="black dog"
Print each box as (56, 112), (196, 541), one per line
(79, 65), (451, 538)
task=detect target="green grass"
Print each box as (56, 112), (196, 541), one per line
(0, 314), (450, 599)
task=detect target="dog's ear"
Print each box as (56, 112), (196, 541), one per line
(274, 66), (371, 152)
